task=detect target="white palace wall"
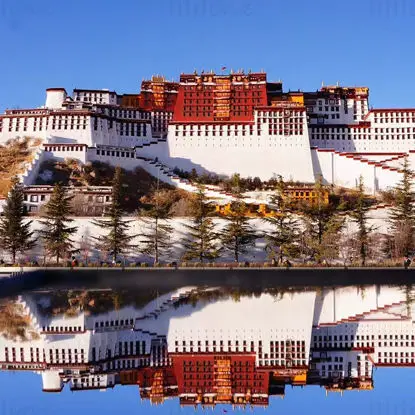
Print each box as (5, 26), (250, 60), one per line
(0, 112), (153, 149)
(312, 149), (405, 194)
(166, 126), (315, 182)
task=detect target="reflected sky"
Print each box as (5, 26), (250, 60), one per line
(2, 369), (415, 414)
(1, 285), (415, 413)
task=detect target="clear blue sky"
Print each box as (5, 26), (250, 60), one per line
(1, 0), (415, 112)
(1, 368), (415, 414)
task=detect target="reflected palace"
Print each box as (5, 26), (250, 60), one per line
(0, 285), (413, 408)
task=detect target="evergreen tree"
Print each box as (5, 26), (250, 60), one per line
(301, 177), (344, 263)
(39, 183), (77, 264)
(221, 189), (258, 262)
(0, 177), (36, 263)
(140, 189), (174, 265)
(94, 167), (136, 263)
(389, 157), (414, 257)
(349, 176), (373, 266)
(263, 175), (299, 264)
(183, 186), (219, 263)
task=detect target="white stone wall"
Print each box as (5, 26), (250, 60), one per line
(312, 149), (405, 193)
(314, 286), (406, 325)
(19, 148), (49, 186)
(44, 144), (88, 164)
(166, 120), (315, 181)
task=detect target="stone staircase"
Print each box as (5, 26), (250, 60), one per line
(139, 157), (269, 205)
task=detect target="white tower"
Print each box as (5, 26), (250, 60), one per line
(42, 371), (63, 392)
(45, 88), (67, 109)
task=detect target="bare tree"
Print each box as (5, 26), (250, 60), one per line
(79, 228), (93, 265)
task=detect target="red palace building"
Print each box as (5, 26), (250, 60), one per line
(119, 352), (281, 407)
(139, 76), (178, 112)
(172, 71), (282, 123)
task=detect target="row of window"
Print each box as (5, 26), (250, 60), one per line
(175, 125), (254, 132)
(177, 340), (258, 346)
(96, 149), (136, 158)
(116, 341), (147, 357)
(260, 352), (306, 359)
(175, 129), (261, 137)
(378, 358), (415, 364)
(379, 351), (415, 357)
(175, 346), (254, 353)
(182, 83), (264, 90)
(92, 343), (149, 362)
(314, 115), (361, 123)
(94, 318), (134, 328)
(315, 106), (343, 113)
(98, 107), (151, 120)
(42, 326), (82, 332)
(374, 127), (415, 133)
(44, 145), (85, 152)
(374, 111), (415, 118)
(105, 358), (150, 370)
(321, 364), (344, 371)
(311, 126), (415, 133)
(266, 119), (304, 126)
(312, 134), (415, 140)
(3, 347), (84, 363)
(314, 341), (414, 348)
(182, 383), (265, 392)
(269, 129), (304, 136)
(118, 122), (147, 136)
(258, 359), (307, 367)
(316, 333), (383, 343)
(373, 118), (415, 124)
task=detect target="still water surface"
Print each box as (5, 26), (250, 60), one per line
(1, 282), (415, 414)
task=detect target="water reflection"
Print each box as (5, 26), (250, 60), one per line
(0, 285), (413, 407)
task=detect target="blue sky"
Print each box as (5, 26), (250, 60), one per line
(1, 368), (415, 414)
(1, 0), (415, 112)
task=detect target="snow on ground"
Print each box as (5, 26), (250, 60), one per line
(4, 217), (272, 264)
(0, 207), (395, 263)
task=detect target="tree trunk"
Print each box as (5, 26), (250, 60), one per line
(155, 217), (159, 265)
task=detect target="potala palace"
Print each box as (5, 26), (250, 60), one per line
(1, 285), (413, 406)
(1, 71), (415, 195)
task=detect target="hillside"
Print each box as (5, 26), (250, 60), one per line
(0, 137), (42, 196)
(35, 159), (193, 213)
